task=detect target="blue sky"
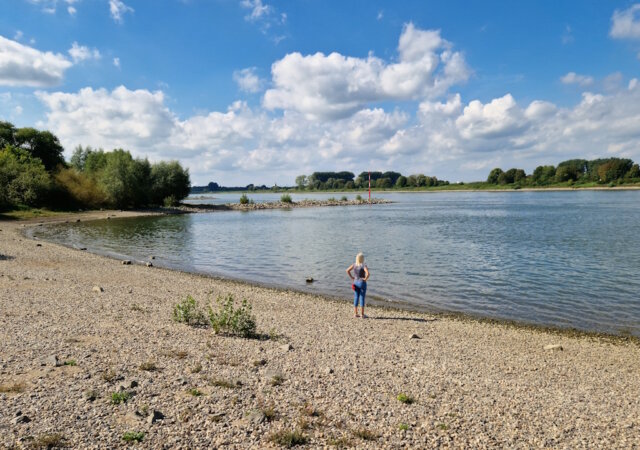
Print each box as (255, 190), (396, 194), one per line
(1, 1), (640, 184)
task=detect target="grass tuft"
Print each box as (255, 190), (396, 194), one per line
(173, 295), (208, 326)
(63, 359), (76, 366)
(0, 382), (26, 393)
(31, 433), (66, 448)
(138, 361), (158, 372)
(210, 379), (235, 389)
(111, 391), (131, 405)
(268, 429), (308, 448)
(187, 388), (202, 397)
(396, 393), (415, 404)
(352, 427), (378, 441)
(208, 294), (257, 338)
(122, 431), (144, 443)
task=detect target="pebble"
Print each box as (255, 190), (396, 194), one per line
(146, 262), (153, 267)
(92, 286), (104, 293)
(544, 344), (563, 351)
(121, 260), (131, 265)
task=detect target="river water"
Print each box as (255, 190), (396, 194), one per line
(31, 191), (640, 336)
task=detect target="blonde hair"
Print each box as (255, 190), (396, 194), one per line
(355, 253), (364, 265)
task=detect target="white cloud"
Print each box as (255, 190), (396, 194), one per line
(560, 72), (594, 87)
(113, 57), (120, 68)
(562, 25), (574, 44)
(68, 6), (76, 15)
(377, 10), (383, 21)
(233, 67), (264, 93)
(26, 0), (79, 15)
(610, 4), (640, 39)
(264, 23), (469, 120)
(241, 0), (271, 21)
(456, 94), (527, 140)
(13, 30), (24, 41)
(13, 105), (23, 115)
(68, 42), (101, 63)
(109, 0), (133, 23)
(0, 35), (72, 87)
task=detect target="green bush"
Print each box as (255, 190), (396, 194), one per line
(280, 193), (293, 203)
(355, 194), (363, 201)
(0, 146), (52, 211)
(239, 193), (250, 204)
(122, 432), (144, 443)
(208, 294), (257, 338)
(327, 197), (336, 202)
(163, 195), (178, 207)
(340, 195), (348, 201)
(396, 393), (414, 404)
(111, 391), (131, 404)
(173, 295), (207, 326)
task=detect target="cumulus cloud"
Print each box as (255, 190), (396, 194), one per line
(233, 67), (264, 93)
(610, 4), (640, 39)
(68, 42), (101, 63)
(113, 57), (120, 68)
(560, 71), (594, 87)
(0, 35), (72, 87)
(109, 0), (133, 23)
(263, 23), (470, 119)
(32, 71), (640, 184)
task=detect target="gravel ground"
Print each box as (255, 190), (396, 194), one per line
(1, 211), (639, 449)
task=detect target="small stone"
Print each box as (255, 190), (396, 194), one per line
(76, 219), (81, 223)
(11, 415), (30, 425)
(45, 355), (60, 367)
(410, 334), (421, 339)
(122, 260), (131, 265)
(92, 286), (104, 293)
(281, 343), (293, 352)
(146, 262), (153, 267)
(150, 256), (156, 260)
(129, 380), (139, 388)
(147, 410), (165, 424)
(544, 344), (563, 351)
(79, 247), (87, 251)
(324, 367), (334, 374)
(305, 277), (314, 283)
(36, 243), (42, 247)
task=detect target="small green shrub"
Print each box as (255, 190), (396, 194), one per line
(270, 374), (285, 386)
(397, 393), (414, 404)
(187, 388), (202, 397)
(268, 429), (308, 448)
(239, 193), (250, 204)
(208, 294), (257, 338)
(111, 391), (131, 405)
(163, 195), (178, 207)
(63, 359), (76, 366)
(437, 423), (449, 431)
(122, 431), (145, 443)
(210, 379), (235, 389)
(280, 193), (293, 203)
(173, 295), (207, 326)
(327, 197), (337, 202)
(340, 195), (348, 201)
(355, 194), (363, 201)
(398, 423), (409, 431)
(31, 433), (66, 448)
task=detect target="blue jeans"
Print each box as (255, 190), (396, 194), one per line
(353, 280), (367, 307)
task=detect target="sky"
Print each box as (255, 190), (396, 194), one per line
(1, 1), (640, 185)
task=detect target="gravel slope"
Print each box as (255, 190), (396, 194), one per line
(1, 212), (639, 449)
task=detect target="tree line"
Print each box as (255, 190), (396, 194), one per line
(294, 171), (450, 190)
(487, 158), (640, 186)
(0, 121), (190, 212)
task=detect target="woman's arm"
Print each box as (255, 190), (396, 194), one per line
(363, 266), (370, 281)
(346, 264), (354, 280)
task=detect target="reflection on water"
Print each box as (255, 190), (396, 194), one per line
(32, 191), (640, 336)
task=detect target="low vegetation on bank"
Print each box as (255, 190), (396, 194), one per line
(0, 121), (190, 213)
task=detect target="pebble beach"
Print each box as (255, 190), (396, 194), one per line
(1, 211), (640, 449)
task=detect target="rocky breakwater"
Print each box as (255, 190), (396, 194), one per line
(176, 197), (391, 213)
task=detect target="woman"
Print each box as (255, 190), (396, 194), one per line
(346, 252), (370, 318)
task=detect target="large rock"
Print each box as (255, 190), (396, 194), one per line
(44, 355), (60, 367)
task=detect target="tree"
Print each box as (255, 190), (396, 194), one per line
(0, 121), (17, 148)
(487, 168), (504, 184)
(395, 176), (407, 188)
(627, 164), (640, 179)
(207, 182), (219, 191)
(532, 165), (556, 185)
(14, 128), (65, 171)
(0, 146), (51, 210)
(98, 149), (151, 208)
(376, 177), (392, 188)
(381, 171), (402, 185)
(295, 175), (307, 189)
(150, 161), (191, 206)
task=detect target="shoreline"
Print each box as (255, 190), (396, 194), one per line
(2, 211), (640, 448)
(18, 211), (640, 344)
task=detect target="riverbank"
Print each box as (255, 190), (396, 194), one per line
(2, 212), (640, 448)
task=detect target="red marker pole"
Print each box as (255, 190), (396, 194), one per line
(368, 171), (371, 203)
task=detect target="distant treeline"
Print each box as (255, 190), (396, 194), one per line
(294, 171), (450, 190)
(191, 182), (272, 193)
(487, 158), (640, 186)
(0, 121), (190, 212)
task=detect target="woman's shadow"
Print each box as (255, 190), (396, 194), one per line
(369, 316), (436, 323)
